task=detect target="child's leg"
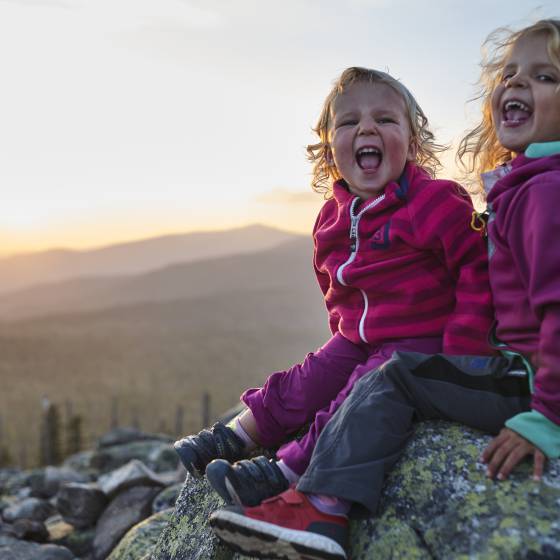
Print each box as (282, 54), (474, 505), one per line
(175, 333), (366, 479)
(276, 337), (442, 476)
(298, 352), (531, 514)
(241, 333), (367, 448)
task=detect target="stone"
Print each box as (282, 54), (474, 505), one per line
(56, 483), (107, 529)
(151, 474), (231, 559)
(45, 515), (74, 541)
(0, 536), (75, 559)
(89, 441), (178, 474)
(151, 483), (182, 514)
(30, 467), (89, 499)
(12, 519), (49, 542)
(54, 527), (95, 558)
(92, 485), (160, 560)
(2, 497), (56, 523)
(97, 428), (172, 449)
(97, 460), (167, 497)
(152, 421), (560, 559)
(107, 509), (173, 560)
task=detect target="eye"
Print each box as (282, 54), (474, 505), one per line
(335, 119), (357, 128)
(536, 73), (557, 83)
(501, 72), (515, 82)
(377, 117), (396, 124)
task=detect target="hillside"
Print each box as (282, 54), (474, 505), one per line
(0, 224), (300, 295)
(0, 236), (329, 467)
(0, 237), (314, 320)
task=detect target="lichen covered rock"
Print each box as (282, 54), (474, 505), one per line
(107, 508), (173, 560)
(152, 421), (560, 559)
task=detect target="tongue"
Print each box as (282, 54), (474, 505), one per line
(505, 109), (530, 122)
(359, 153), (381, 170)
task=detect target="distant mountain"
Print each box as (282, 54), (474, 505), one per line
(0, 224), (301, 295)
(0, 237), (317, 321)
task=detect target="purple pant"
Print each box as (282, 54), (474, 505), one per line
(241, 333), (442, 475)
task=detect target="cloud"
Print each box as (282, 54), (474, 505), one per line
(256, 188), (318, 205)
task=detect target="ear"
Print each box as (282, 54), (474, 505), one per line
(406, 139), (418, 162)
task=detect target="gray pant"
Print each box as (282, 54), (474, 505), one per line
(297, 352), (531, 514)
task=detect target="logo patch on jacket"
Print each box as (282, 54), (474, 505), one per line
(371, 221), (391, 249)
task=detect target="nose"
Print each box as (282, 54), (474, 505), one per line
(505, 72), (527, 89)
(358, 116), (378, 135)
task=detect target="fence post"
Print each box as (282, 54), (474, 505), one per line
(110, 396), (119, 430)
(39, 397), (61, 466)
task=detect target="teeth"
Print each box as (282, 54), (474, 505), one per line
(357, 147), (381, 155)
(504, 100), (530, 112)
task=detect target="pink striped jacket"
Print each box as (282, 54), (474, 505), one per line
(313, 163), (493, 355)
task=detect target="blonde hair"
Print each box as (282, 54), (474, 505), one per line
(307, 67), (446, 196)
(457, 19), (560, 192)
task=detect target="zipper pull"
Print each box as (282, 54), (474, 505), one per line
(349, 215), (358, 252)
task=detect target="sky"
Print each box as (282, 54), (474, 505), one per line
(0, 0), (557, 255)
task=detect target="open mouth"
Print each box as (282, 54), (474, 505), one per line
(356, 147), (382, 170)
(502, 100), (532, 125)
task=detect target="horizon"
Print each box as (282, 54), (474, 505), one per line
(1, 0), (557, 254)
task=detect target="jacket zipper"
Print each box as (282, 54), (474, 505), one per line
(336, 193), (385, 343)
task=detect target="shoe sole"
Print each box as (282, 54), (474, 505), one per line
(209, 509), (347, 560)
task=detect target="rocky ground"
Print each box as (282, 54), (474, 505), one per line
(2, 421), (560, 560)
(0, 427), (185, 560)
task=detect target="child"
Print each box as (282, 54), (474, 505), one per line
(174, 67), (493, 508)
(208, 19), (560, 560)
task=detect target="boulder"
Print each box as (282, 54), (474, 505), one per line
(56, 483), (107, 529)
(97, 460), (167, 497)
(2, 497), (56, 523)
(12, 518), (49, 542)
(97, 428), (172, 449)
(152, 484), (183, 514)
(30, 467), (89, 499)
(92, 485), (161, 560)
(152, 421), (560, 559)
(88, 441), (178, 474)
(0, 536), (75, 559)
(107, 509), (173, 560)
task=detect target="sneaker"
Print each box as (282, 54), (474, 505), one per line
(206, 455), (289, 506)
(173, 422), (246, 478)
(209, 487), (348, 560)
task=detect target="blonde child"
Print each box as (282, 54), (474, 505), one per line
(175, 67), (493, 508)
(209, 20), (560, 560)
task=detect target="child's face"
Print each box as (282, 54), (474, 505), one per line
(328, 81), (415, 199)
(491, 32), (560, 154)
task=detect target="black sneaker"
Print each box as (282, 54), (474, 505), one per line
(206, 455), (289, 506)
(173, 422), (246, 478)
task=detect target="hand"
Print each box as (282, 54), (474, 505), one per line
(481, 427), (546, 481)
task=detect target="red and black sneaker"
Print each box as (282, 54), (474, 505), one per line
(209, 487), (348, 560)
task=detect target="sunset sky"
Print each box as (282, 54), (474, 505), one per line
(0, 0), (557, 255)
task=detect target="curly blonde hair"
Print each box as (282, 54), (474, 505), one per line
(457, 19), (560, 192)
(307, 67), (446, 196)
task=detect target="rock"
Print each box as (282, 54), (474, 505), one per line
(62, 450), (97, 475)
(56, 483), (107, 529)
(89, 441), (178, 474)
(152, 421), (560, 559)
(151, 474), (230, 559)
(151, 484), (182, 514)
(97, 460), (167, 497)
(54, 527), (95, 558)
(2, 497), (56, 523)
(107, 509), (173, 560)
(12, 519), (49, 542)
(1, 470), (42, 497)
(92, 485), (161, 560)
(97, 428), (172, 449)
(30, 467), (90, 499)
(0, 536), (75, 559)
(45, 515), (74, 542)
